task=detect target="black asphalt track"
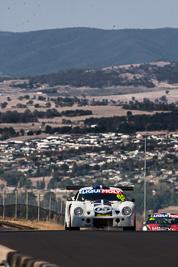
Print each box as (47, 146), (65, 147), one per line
(0, 230), (178, 267)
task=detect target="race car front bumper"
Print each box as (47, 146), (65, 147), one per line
(71, 214), (135, 228)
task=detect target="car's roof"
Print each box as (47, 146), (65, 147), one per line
(66, 185), (134, 191)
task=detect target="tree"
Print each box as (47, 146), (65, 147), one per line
(36, 130), (42, 135)
(41, 192), (56, 208)
(45, 102), (51, 108)
(19, 177), (32, 189)
(127, 111), (132, 117)
(160, 95), (167, 103)
(45, 125), (52, 134)
(60, 164), (69, 172)
(143, 98), (150, 103)
(27, 100), (34, 105)
(1, 171), (26, 187)
(43, 192), (56, 201)
(38, 96), (46, 101)
(36, 178), (45, 189)
(152, 195), (161, 212)
(1, 102), (8, 109)
(20, 129), (25, 136)
(27, 130), (34, 136)
(52, 171), (61, 181)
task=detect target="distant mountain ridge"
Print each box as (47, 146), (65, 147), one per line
(1, 27), (178, 77)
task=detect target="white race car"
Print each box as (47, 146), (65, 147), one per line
(64, 185), (136, 230)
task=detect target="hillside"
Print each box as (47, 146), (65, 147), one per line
(1, 27), (178, 77)
(6, 61), (178, 97)
(28, 61), (178, 88)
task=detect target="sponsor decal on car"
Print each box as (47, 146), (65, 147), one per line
(94, 205), (112, 216)
(101, 189), (122, 194)
(153, 213), (169, 218)
(151, 226), (176, 231)
(117, 194), (126, 201)
(80, 189), (101, 194)
(96, 214), (111, 216)
(80, 188), (122, 194)
(169, 214), (178, 218)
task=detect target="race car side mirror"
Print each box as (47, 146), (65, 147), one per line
(131, 198), (135, 202)
(67, 197), (73, 201)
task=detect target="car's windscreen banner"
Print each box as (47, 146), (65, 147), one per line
(153, 213), (178, 218)
(80, 189), (122, 194)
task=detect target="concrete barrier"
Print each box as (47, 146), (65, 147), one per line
(0, 245), (59, 267)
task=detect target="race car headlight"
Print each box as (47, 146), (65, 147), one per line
(122, 206), (132, 216)
(74, 207), (83, 216)
(142, 226), (148, 231)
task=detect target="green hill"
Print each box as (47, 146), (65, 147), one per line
(1, 27), (178, 77)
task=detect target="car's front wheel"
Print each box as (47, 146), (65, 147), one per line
(65, 222), (69, 230)
(68, 218), (80, 230)
(123, 216), (136, 231)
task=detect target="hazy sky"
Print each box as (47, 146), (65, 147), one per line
(1, 0), (178, 32)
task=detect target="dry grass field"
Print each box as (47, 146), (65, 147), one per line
(88, 88), (178, 104)
(1, 79), (178, 138)
(0, 217), (64, 230)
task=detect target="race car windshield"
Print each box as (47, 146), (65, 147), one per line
(147, 217), (178, 225)
(77, 193), (126, 202)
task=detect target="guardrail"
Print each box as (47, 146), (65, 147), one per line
(0, 244), (59, 266)
(0, 192), (64, 266)
(0, 191), (65, 224)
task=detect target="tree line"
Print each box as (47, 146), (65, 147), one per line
(84, 110), (178, 132)
(123, 99), (177, 111)
(0, 109), (92, 123)
(127, 181), (178, 214)
(45, 110), (178, 134)
(28, 68), (155, 88)
(1, 109), (178, 140)
(14, 62), (178, 89)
